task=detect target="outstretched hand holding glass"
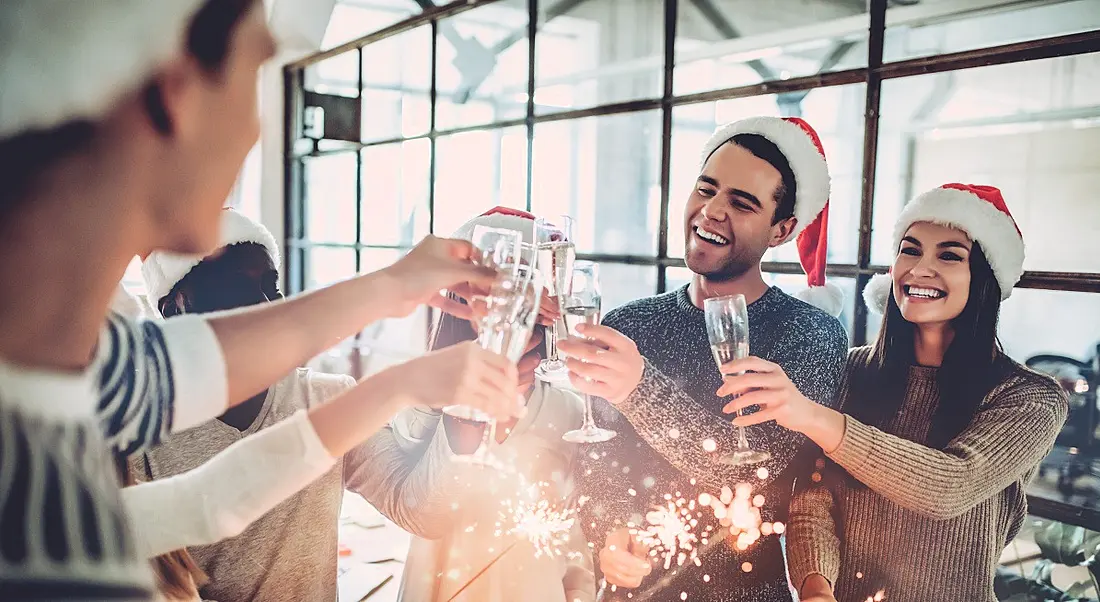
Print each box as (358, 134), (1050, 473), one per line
(560, 261), (617, 443)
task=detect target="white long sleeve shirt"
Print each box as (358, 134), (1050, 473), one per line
(121, 408), (336, 558)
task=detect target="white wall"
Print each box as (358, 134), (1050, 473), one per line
(257, 0), (339, 260)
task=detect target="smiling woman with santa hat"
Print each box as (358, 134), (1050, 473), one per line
(716, 183), (1069, 602)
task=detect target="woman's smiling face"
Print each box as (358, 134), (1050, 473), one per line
(892, 221), (974, 326)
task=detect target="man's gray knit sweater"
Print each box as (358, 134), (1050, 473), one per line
(578, 285), (847, 602)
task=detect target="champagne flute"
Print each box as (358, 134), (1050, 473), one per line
(534, 215), (575, 384)
(704, 294), (769, 465)
(453, 263), (544, 467)
(442, 226), (522, 424)
(562, 261), (617, 444)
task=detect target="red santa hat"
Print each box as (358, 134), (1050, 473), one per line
(862, 183), (1025, 314)
(0, 0), (206, 138)
(700, 116), (842, 316)
(453, 206), (539, 244)
(142, 208), (281, 304)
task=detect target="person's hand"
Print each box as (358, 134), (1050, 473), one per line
(556, 325), (643, 406)
(382, 236), (498, 318)
(716, 356), (817, 432)
(799, 575), (837, 602)
(388, 341), (521, 421)
(599, 528), (651, 588)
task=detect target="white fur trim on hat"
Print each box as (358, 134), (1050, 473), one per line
(888, 188), (1024, 302)
(0, 0), (206, 138)
(142, 209), (281, 304)
(453, 211), (537, 245)
(699, 117), (831, 243)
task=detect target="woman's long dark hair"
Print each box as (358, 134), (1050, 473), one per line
(847, 242), (1013, 449)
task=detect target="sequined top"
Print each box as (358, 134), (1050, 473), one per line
(786, 346), (1068, 602)
(578, 285), (848, 602)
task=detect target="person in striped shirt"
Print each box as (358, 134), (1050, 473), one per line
(0, 1), (516, 599)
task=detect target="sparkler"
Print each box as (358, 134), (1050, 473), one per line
(444, 541), (518, 602)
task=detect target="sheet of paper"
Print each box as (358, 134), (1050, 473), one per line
(337, 564), (394, 601)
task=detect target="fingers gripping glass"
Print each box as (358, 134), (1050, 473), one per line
(704, 294), (769, 466)
(561, 261), (617, 444)
(533, 215), (575, 384)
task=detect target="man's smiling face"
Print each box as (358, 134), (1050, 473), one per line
(683, 141), (795, 281)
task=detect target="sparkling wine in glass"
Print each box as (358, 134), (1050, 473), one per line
(562, 261), (616, 444)
(704, 294), (769, 466)
(534, 215), (575, 384)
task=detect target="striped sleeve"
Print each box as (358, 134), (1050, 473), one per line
(96, 313), (228, 456)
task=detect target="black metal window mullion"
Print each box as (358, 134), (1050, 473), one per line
(656, 0), (677, 295)
(525, 0), (537, 213)
(354, 46), (364, 275)
(851, 0), (887, 347)
(428, 18), (439, 236)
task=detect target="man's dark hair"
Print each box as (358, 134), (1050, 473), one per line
(726, 133), (797, 224)
(0, 0), (257, 213)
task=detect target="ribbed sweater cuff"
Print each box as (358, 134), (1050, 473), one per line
(827, 414), (878, 475)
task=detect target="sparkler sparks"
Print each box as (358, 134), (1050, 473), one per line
(698, 484), (783, 551)
(495, 481), (587, 559)
(632, 495), (714, 571)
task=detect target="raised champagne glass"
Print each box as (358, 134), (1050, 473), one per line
(561, 261), (617, 443)
(704, 294), (769, 465)
(534, 215), (575, 384)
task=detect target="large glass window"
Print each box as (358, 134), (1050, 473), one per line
(674, 0), (868, 96)
(535, 0), (664, 114)
(290, 0), (1100, 536)
(531, 111), (663, 256)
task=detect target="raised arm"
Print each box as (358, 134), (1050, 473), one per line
(342, 407), (471, 540)
(97, 237), (495, 454)
(123, 410), (336, 557)
(560, 318), (847, 494)
(204, 236), (494, 410)
(822, 377), (1066, 519)
(124, 341), (520, 556)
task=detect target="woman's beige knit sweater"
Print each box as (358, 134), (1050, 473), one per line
(786, 346), (1068, 602)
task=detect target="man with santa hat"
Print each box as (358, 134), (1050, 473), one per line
(558, 117), (849, 601)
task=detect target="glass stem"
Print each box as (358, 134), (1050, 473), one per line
(476, 419), (496, 459)
(581, 394), (596, 430)
(736, 420), (751, 451)
(546, 318), (561, 362)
